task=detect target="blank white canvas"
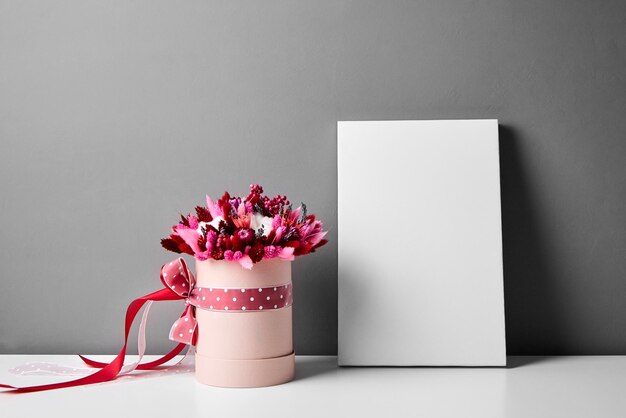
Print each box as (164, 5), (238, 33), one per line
(338, 120), (506, 366)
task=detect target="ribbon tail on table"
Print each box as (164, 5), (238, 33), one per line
(1, 287), (180, 393)
(78, 344), (187, 371)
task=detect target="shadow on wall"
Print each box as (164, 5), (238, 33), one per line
(499, 125), (565, 355)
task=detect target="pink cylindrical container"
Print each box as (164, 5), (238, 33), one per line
(194, 258), (295, 388)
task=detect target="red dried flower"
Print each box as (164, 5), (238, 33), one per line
(195, 206), (212, 222)
(230, 233), (242, 251)
(197, 234), (207, 251)
(160, 238), (182, 253)
(211, 247), (224, 260)
(249, 242), (265, 263)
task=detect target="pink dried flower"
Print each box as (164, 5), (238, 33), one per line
(187, 215), (199, 230)
(161, 184), (327, 267)
(236, 228), (255, 243)
(263, 245), (280, 259)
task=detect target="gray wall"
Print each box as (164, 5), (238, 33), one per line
(1, 0), (625, 355)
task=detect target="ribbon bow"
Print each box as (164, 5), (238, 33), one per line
(1, 258), (196, 393)
(160, 258), (198, 346)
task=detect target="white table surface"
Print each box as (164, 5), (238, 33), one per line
(1, 355), (625, 418)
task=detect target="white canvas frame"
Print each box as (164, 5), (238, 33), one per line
(338, 120), (506, 366)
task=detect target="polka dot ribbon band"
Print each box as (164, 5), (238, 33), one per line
(189, 285), (293, 311)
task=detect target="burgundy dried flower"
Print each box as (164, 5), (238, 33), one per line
(160, 238), (182, 253)
(211, 247), (224, 260)
(195, 206), (212, 222)
(249, 241), (265, 263)
(197, 234), (207, 251)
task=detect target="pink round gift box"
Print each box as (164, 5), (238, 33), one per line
(194, 258), (295, 388)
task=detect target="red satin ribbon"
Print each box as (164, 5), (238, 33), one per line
(1, 271), (188, 393)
